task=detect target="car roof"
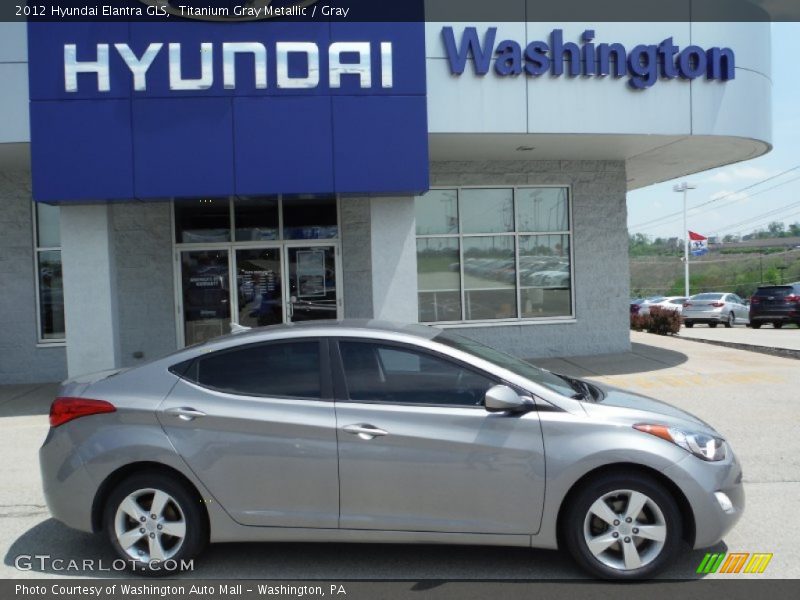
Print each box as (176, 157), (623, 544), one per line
(206, 319), (441, 346)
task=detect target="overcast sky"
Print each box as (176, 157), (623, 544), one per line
(627, 23), (800, 240)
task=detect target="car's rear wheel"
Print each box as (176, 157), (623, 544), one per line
(725, 313), (735, 328)
(104, 472), (207, 575)
(750, 322), (762, 329)
(774, 322), (784, 329)
(684, 322), (694, 328)
(709, 322), (718, 328)
(563, 473), (682, 580)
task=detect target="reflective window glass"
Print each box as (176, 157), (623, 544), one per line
(175, 199), (231, 243)
(37, 250), (65, 340)
(339, 341), (494, 406)
(193, 341), (321, 398)
(283, 195), (338, 240)
(416, 238), (461, 322)
(519, 235), (571, 318)
(516, 188), (569, 232)
(415, 189), (458, 235)
(460, 188), (514, 234)
(462, 236), (516, 320)
(234, 197), (279, 241)
(36, 203), (61, 247)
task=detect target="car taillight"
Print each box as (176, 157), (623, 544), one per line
(49, 397), (116, 428)
(710, 302), (724, 307)
(750, 296), (760, 305)
(786, 294), (800, 303)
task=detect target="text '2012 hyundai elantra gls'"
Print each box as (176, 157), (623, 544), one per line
(40, 320), (743, 579)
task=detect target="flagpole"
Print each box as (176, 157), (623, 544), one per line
(674, 182), (696, 297)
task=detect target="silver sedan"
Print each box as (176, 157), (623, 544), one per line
(40, 320), (743, 579)
(682, 293), (749, 328)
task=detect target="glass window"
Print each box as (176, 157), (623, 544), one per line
(519, 235), (571, 318)
(339, 341), (494, 406)
(235, 248), (283, 328)
(416, 237), (461, 322)
(415, 187), (573, 323)
(515, 188), (568, 232)
(181, 249), (231, 346)
(34, 204), (65, 342)
(415, 189), (458, 235)
(283, 195), (338, 240)
(175, 198), (231, 243)
(36, 203), (61, 248)
(192, 341), (321, 398)
(234, 196), (279, 241)
(460, 188), (514, 234)
(463, 236), (516, 320)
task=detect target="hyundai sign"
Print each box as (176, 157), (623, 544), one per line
(27, 20), (428, 202)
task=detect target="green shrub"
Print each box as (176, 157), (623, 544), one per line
(630, 306), (681, 335)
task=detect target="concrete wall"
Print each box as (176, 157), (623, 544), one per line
(111, 202), (177, 368)
(0, 170), (67, 383)
(431, 160), (631, 358)
(340, 198), (373, 319)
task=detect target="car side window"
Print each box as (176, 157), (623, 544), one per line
(338, 341), (496, 407)
(185, 340), (321, 399)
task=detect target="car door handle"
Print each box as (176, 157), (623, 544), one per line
(342, 424), (388, 440)
(164, 407), (207, 421)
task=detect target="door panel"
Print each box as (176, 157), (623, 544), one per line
(158, 341), (338, 528)
(336, 402), (545, 534)
(235, 248), (283, 327)
(333, 340), (546, 534)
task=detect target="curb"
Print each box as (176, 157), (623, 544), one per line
(674, 336), (800, 360)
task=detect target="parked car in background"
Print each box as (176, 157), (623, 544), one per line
(40, 321), (743, 580)
(638, 296), (687, 316)
(682, 293), (749, 328)
(749, 283), (800, 329)
(630, 298), (645, 315)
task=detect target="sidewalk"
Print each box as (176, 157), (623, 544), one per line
(676, 324), (800, 359)
(0, 383), (58, 418)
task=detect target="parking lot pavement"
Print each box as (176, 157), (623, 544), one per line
(678, 322), (800, 354)
(1, 334), (798, 580)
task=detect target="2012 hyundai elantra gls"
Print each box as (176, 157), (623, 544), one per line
(39, 321), (743, 579)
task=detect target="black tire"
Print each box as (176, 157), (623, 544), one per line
(724, 313), (734, 328)
(562, 472), (683, 580)
(709, 323), (718, 328)
(684, 322), (694, 328)
(774, 322), (784, 329)
(750, 322), (762, 329)
(103, 472), (207, 575)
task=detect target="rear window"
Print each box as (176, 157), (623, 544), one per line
(692, 293), (724, 300)
(178, 340), (321, 399)
(754, 286), (792, 297)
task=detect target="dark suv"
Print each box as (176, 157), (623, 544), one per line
(749, 283), (800, 328)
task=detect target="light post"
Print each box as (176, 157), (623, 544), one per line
(673, 182), (697, 297)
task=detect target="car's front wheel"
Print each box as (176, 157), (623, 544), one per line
(684, 322), (694, 328)
(725, 313), (735, 328)
(563, 473), (683, 580)
(104, 472), (207, 575)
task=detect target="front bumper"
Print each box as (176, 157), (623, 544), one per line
(662, 449), (744, 548)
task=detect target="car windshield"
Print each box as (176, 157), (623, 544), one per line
(644, 296), (665, 303)
(692, 293), (724, 300)
(434, 331), (576, 397)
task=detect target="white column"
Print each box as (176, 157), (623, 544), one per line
(369, 196), (418, 323)
(60, 204), (121, 377)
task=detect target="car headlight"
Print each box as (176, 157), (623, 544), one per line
(634, 423), (727, 461)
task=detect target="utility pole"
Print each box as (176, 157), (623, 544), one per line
(674, 182), (697, 297)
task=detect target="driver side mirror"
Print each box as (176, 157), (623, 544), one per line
(484, 385), (533, 413)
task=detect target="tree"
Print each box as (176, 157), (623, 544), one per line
(767, 221), (785, 237)
(789, 222), (800, 237)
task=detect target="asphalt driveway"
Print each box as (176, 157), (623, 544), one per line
(1, 332), (797, 579)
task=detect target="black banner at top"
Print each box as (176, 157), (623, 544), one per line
(3, 0), (800, 22)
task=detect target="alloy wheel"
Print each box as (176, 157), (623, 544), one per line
(114, 488), (187, 562)
(582, 489), (667, 571)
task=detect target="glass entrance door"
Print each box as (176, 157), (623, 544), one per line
(285, 246), (339, 322)
(234, 248), (283, 328)
(180, 249), (231, 346)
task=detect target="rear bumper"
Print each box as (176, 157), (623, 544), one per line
(683, 312), (726, 322)
(750, 312), (799, 323)
(39, 426), (96, 533)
